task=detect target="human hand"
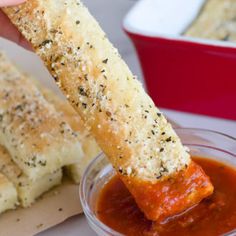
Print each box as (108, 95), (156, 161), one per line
(0, 0), (31, 49)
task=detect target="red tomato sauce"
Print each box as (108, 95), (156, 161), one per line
(97, 157), (236, 236)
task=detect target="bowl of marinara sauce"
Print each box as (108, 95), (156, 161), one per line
(80, 128), (236, 236)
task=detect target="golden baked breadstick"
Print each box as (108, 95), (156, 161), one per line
(0, 172), (18, 214)
(0, 145), (62, 207)
(3, 1), (213, 221)
(0, 51), (83, 180)
(185, 0), (236, 41)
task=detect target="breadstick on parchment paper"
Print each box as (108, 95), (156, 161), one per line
(184, 0), (236, 41)
(0, 51), (83, 180)
(3, 1), (213, 221)
(38, 84), (101, 184)
(0, 171), (18, 214)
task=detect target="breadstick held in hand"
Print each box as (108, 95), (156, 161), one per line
(3, 0), (214, 222)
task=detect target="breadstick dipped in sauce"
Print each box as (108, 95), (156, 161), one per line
(3, 0), (214, 222)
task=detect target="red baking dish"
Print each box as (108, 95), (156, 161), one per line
(124, 0), (236, 121)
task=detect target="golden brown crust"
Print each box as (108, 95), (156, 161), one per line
(3, 0), (190, 182)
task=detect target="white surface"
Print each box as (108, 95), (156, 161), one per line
(124, 0), (205, 36)
(0, 0), (235, 235)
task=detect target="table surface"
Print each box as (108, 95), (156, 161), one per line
(0, 0), (235, 235)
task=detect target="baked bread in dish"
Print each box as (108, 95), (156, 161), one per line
(0, 145), (62, 207)
(185, 0), (236, 42)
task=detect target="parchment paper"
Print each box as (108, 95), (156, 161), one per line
(0, 178), (82, 236)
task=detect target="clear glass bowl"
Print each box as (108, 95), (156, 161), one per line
(80, 128), (236, 236)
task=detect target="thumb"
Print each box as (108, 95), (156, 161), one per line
(0, 10), (32, 50)
(0, 0), (26, 7)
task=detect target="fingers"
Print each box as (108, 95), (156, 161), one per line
(0, 0), (31, 50)
(0, 0), (26, 7)
(0, 10), (32, 50)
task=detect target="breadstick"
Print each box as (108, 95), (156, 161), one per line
(0, 51), (83, 180)
(3, 1), (213, 221)
(0, 172), (18, 214)
(185, 0), (236, 41)
(0, 145), (62, 207)
(40, 86), (101, 184)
